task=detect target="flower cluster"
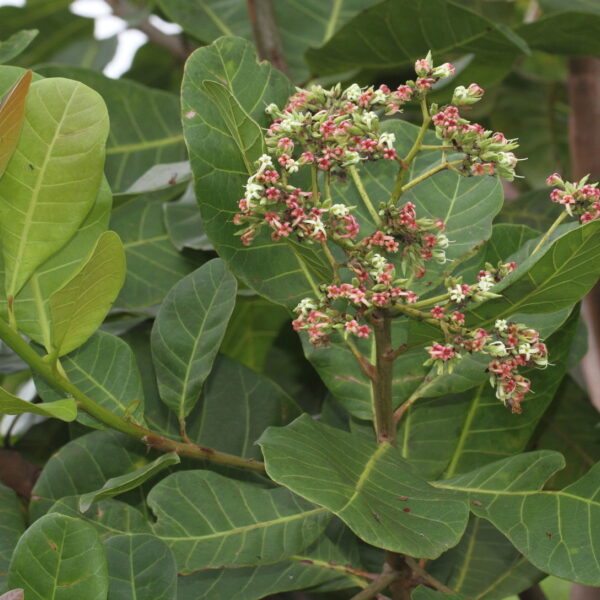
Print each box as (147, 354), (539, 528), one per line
(431, 105), (520, 180)
(426, 319), (547, 413)
(233, 54), (546, 411)
(546, 173), (600, 223)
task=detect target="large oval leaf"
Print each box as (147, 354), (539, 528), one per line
(183, 36), (332, 309)
(437, 451), (600, 586)
(36, 65), (186, 193)
(0, 77), (108, 298)
(148, 470), (330, 572)
(48, 230), (126, 356)
(0, 485), (25, 594)
(259, 415), (469, 558)
(104, 534), (177, 600)
(34, 330), (145, 429)
(151, 259), (237, 420)
(8, 513), (108, 600)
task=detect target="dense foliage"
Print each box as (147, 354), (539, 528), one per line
(0, 1), (599, 599)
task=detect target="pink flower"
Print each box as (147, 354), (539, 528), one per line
(431, 305), (446, 319)
(428, 343), (455, 361)
(545, 172), (562, 187)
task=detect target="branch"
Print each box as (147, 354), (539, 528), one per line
(349, 565), (401, 600)
(404, 556), (455, 594)
(0, 318), (265, 473)
(247, 0), (289, 75)
(105, 0), (190, 62)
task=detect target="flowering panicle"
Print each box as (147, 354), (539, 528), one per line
(431, 105), (520, 180)
(233, 53), (548, 412)
(546, 173), (600, 222)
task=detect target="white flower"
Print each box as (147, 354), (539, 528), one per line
(494, 319), (508, 332)
(285, 159), (299, 173)
(330, 204), (350, 218)
(518, 343), (536, 360)
(245, 182), (264, 200)
(498, 152), (517, 169)
(265, 103), (279, 115)
(379, 132), (396, 148)
(487, 341), (508, 357)
(433, 62), (454, 78)
(432, 248), (447, 264)
(257, 154), (273, 167)
(295, 298), (317, 314)
(373, 89), (387, 103)
(362, 111), (378, 129)
(478, 275), (495, 293)
(342, 151), (362, 166)
(436, 234), (449, 249)
(305, 216), (326, 237)
(371, 253), (387, 271)
(345, 83), (362, 101)
(449, 284), (465, 302)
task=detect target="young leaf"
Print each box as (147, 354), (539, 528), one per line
(8, 513), (108, 600)
(8, 178), (112, 349)
(35, 65), (187, 193)
(30, 429), (153, 519)
(0, 69), (31, 178)
(183, 37), (332, 309)
(259, 415), (469, 559)
(0, 30), (38, 65)
(0, 485), (25, 594)
(0, 386), (76, 422)
(0, 77), (109, 298)
(79, 452), (180, 512)
(49, 498), (152, 540)
(436, 451), (600, 586)
(48, 230), (126, 356)
(148, 470), (331, 572)
(151, 259), (237, 420)
(34, 330), (145, 429)
(104, 534), (177, 600)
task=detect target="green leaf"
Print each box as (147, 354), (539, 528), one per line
(148, 469), (331, 572)
(30, 429), (152, 520)
(151, 259), (237, 420)
(497, 189), (562, 232)
(221, 296), (290, 372)
(47, 36), (118, 72)
(123, 161), (191, 195)
(49, 498), (152, 539)
(110, 193), (206, 310)
(163, 185), (212, 251)
(402, 309), (578, 480)
(532, 377), (600, 490)
(0, 70), (31, 178)
(0, 386), (76, 421)
(186, 355), (300, 460)
(0, 3), (92, 68)
(8, 513), (108, 600)
(36, 65), (187, 193)
(104, 534), (177, 600)
(0, 31), (37, 65)
(429, 517), (543, 599)
(412, 587), (464, 599)
(8, 178), (112, 349)
(436, 451), (600, 585)
(34, 330), (145, 429)
(305, 0), (525, 82)
(0, 485), (25, 594)
(48, 231), (125, 356)
(177, 520), (365, 599)
(517, 11), (600, 55)
(490, 77), (569, 188)
(183, 36), (333, 309)
(158, 0), (378, 82)
(0, 77), (109, 298)
(259, 414), (469, 558)
(79, 452), (180, 512)
(539, 0), (600, 14)
(466, 220), (600, 326)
